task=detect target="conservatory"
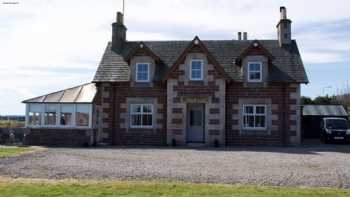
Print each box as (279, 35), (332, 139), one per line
(23, 83), (96, 129)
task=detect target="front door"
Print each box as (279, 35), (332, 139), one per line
(187, 104), (205, 143)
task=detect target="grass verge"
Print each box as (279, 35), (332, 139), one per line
(0, 146), (43, 158)
(0, 178), (349, 197)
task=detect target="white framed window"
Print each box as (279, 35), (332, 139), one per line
(243, 104), (266, 130)
(248, 62), (262, 82)
(76, 104), (91, 127)
(190, 59), (203, 81)
(25, 103), (92, 128)
(60, 104), (74, 126)
(130, 104), (153, 128)
(136, 63), (150, 82)
(44, 104), (58, 126)
(28, 104), (42, 126)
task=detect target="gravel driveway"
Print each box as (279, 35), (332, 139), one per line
(1, 145), (350, 188)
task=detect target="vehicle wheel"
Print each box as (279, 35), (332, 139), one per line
(320, 135), (325, 143)
(321, 135), (329, 144)
(325, 137), (332, 144)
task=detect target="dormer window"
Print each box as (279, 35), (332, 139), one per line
(136, 63), (150, 82)
(190, 59), (203, 81)
(248, 62), (262, 82)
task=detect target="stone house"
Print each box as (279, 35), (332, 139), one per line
(23, 7), (308, 146)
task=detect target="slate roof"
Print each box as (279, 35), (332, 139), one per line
(303, 105), (349, 117)
(23, 83), (97, 103)
(93, 39), (308, 83)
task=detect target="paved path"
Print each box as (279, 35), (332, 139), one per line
(1, 145), (350, 188)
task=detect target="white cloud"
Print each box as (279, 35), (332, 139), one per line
(0, 0), (350, 114)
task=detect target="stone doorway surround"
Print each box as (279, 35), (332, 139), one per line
(166, 52), (226, 146)
(167, 93), (225, 146)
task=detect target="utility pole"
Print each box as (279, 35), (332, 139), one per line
(123, 0), (125, 15)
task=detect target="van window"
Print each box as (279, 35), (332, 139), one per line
(325, 119), (349, 130)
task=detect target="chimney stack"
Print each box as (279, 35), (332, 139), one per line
(112, 12), (127, 53)
(238, 32), (242, 40)
(243, 32), (248, 40)
(277, 6), (292, 47)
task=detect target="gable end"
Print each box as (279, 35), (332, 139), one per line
(163, 37), (230, 81)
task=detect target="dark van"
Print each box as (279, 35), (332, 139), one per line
(320, 117), (350, 143)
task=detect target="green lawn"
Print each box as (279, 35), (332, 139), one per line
(0, 179), (349, 197)
(0, 147), (39, 158)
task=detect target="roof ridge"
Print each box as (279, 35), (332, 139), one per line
(125, 39), (281, 42)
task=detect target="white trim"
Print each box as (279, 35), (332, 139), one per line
(41, 104), (45, 127)
(247, 62), (262, 82)
(129, 104), (154, 129)
(89, 105), (93, 128)
(242, 104), (267, 130)
(56, 103), (60, 126)
(73, 104), (77, 127)
(135, 62), (150, 82)
(25, 104), (29, 128)
(190, 59), (204, 81)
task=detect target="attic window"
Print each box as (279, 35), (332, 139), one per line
(190, 59), (203, 81)
(136, 63), (150, 82)
(247, 62), (262, 82)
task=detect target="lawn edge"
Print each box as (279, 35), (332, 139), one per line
(0, 177), (348, 192)
(0, 146), (47, 158)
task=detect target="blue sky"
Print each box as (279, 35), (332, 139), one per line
(0, 0), (350, 115)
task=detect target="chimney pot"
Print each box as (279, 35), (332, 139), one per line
(238, 32), (242, 40)
(243, 32), (248, 40)
(117, 12), (124, 24)
(280, 6), (287, 19)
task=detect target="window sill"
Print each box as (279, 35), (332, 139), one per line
(247, 79), (263, 83)
(27, 126), (92, 130)
(190, 79), (203, 82)
(135, 80), (150, 83)
(128, 128), (157, 134)
(243, 127), (267, 130)
(244, 82), (266, 88)
(129, 126), (154, 129)
(241, 129), (270, 136)
(133, 82), (153, 87)
(188, 81), (204, 86)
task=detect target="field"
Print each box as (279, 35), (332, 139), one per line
(0, 120), (25, 128)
